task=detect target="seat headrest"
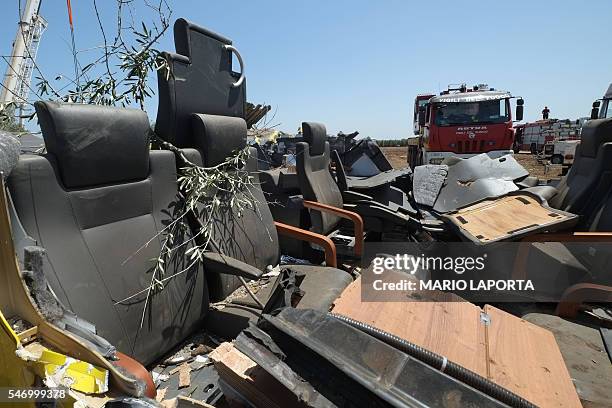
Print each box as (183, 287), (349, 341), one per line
(191, 114), (246, 167)
(580, 117), (612, 158)
(35, 101), (151, 189)
(302, 122), (327, 156)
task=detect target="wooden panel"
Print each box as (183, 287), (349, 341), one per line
(332, 277), (488, 376)
(446, 194), (574, 243)
(332, 277), (581, 408)
(484, 306), (582, 408)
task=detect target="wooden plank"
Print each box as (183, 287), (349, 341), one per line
(16, 325), (38, 343)
(332, 278), (581, 408)
(332, 277), (488, 376)
(177, 363), (191, 389)
(446, 194), (572, 243)
(484, 305), (582, 408)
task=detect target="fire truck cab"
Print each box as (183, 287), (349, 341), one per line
(409, 84), (524, 167)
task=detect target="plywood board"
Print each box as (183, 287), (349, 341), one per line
(332, 277), (581, 408)
(484, 306), (582, 408)
(332, 277), (488, 376)
(445, 194), (576, 243)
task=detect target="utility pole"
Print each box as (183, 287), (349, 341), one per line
(1, 0), (47, 125)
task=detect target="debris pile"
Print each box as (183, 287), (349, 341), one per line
(7, 316), (33, 334)
(245, 103), (271, 129)
(516, 118), (586, 152)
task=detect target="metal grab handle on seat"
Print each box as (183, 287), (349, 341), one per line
(224, 44), (245, 88)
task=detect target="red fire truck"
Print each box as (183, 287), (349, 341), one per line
(408, 84), (524, 168)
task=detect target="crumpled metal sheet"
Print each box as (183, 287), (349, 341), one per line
(413, 164), (448, 207)
(447, 154), (528, 182)
(433, 154), (528, 213)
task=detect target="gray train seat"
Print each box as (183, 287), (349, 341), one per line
(7, 102), (209, 366)
(154, 18), (249, 300)
(296, 122), (421, 234)
(153, 19), (351, 309)
(184, 114), (352, 338)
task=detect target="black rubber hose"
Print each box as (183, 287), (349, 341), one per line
(329, 312), (537, 408)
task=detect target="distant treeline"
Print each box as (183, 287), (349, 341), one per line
(375, 139), (417, 147)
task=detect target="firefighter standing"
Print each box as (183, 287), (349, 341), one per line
(542, 106), (550, 120)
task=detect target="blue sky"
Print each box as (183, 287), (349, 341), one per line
(1, 0), (611, 138)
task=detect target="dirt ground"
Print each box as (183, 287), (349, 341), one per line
(381, 147), (409, 169)
(381, 147), (562, 180)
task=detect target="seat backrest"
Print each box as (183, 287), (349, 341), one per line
(155, 18), (246, 148)
(296, 122), (343, 235)
(186, 114), (281, 300)
(154, 19), (278, 300)
(7, 102), (209, 365)
(549, 118), (612, 214)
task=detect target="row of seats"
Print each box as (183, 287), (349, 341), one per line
(7, 101), (352, 366)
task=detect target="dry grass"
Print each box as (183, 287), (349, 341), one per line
(381, 148), (562, 180)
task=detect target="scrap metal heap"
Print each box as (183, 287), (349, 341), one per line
(1, 17), (611, 408)
(245, 102), (271, 129)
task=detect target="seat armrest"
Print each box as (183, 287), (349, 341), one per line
(201, 252), (263, 280)
(302, 200), (364, 257)
(520, 232), (612, 243)
(274, 221), (337, 267)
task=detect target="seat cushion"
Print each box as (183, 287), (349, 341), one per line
(285, 264), (352, 310)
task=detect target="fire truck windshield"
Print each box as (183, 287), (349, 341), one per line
(434, 99), (509, 126)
